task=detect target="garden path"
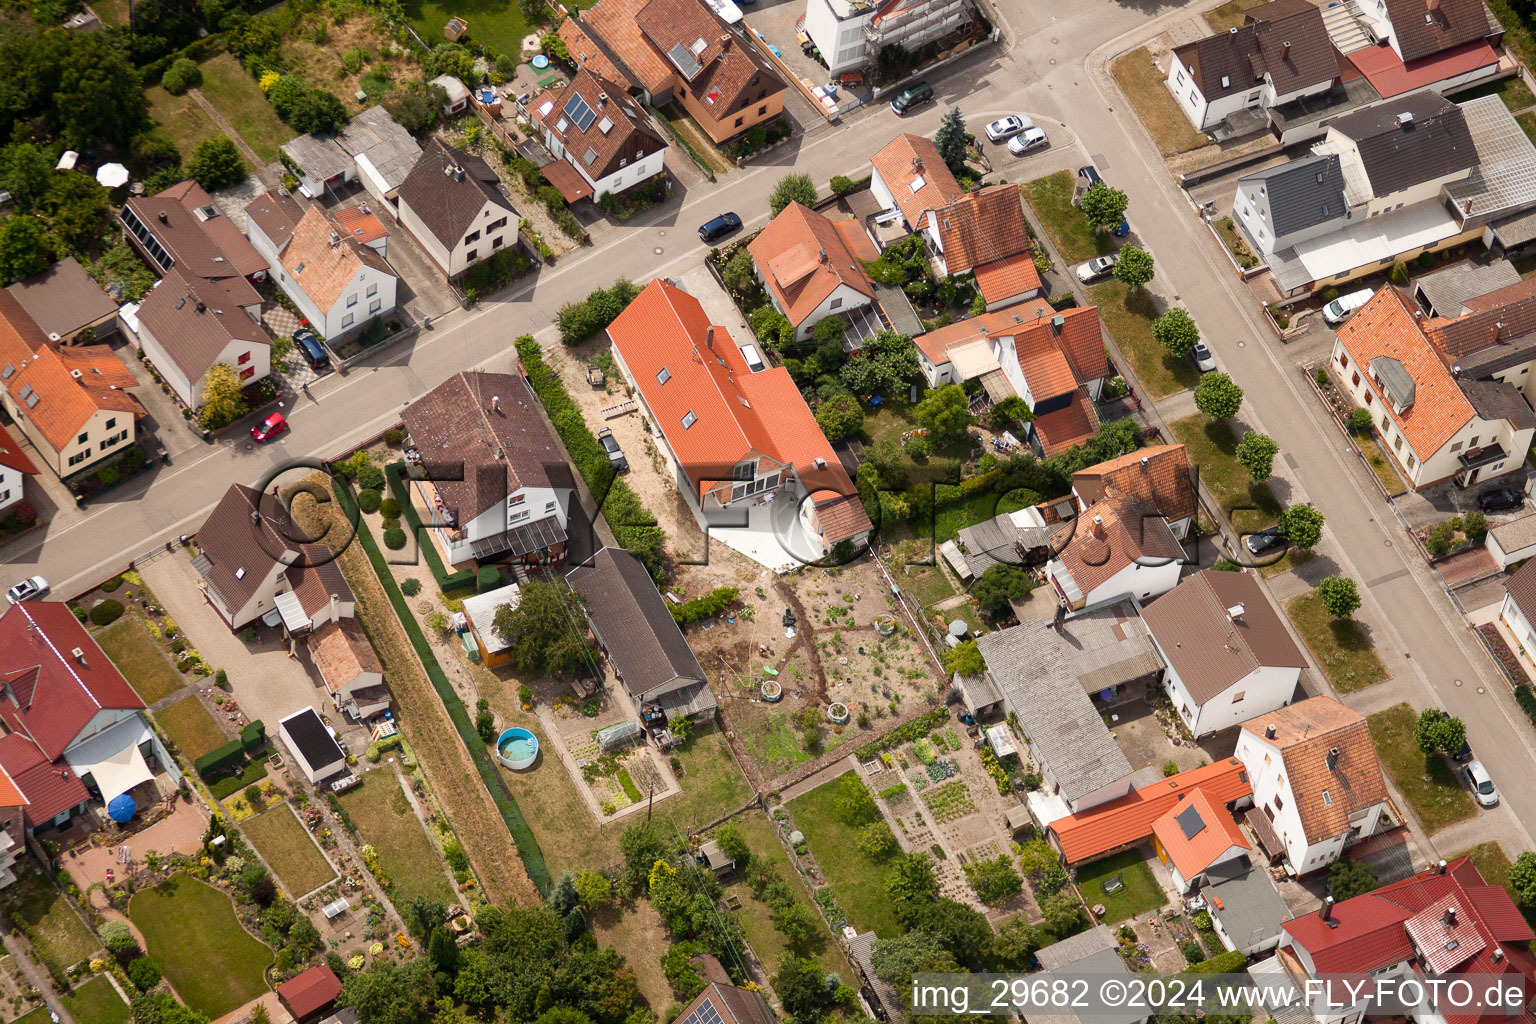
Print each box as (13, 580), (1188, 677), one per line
(0, 933), (78, 1024)
(186, 88), (268, 183)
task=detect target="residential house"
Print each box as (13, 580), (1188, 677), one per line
(1044, 443), (1199, 539)
(573, 0), (787, 144)
(1166, 0), (1341, 139)
(431, 74), (470, 115)
(557, 16), (640, 92)
(279, 708), (347, 784)
(567, 547), (717, 724)
(0, 602), (177, 835)
(277, 966), (343, 1024)
(1205, 857), (1291, 955)
(1032, 927), (1150, 1024)
(0, 422), (38, 513)
(669, 955), (776, 1024)
(1142, 569), (1307, 737)
(1332, 284), (1536, 489)
(606, 279), (873, 558)
(306, 619), (389, 721)
(1235, 695), (1390, 874)
(1045, 488), (1187, 614)
(1498, 554), (1536, 655)
(1486, 510), (1536, 569)
(1415, 272), (1536, 422)
(119, 181), (266, 302)
(942, 504), (1056, 581)
(804, 0), (975, 75)
(131, 266), (271, 409)
(1347, 0), (1505, 100)
(531, 68), (669, 203)
(5, 257), (120, 343)
(1236, 91), (1536, 294)
(194, 483), (357, 634)
(1275, 857), (1536, 1024)
(747, 201), (877, 342)
(394, 139), (520, 279)
(929, 185), (1042, 308)
(1047, 758), (1254, 866)
(281, 106), (422, 206)
(0, 292), (143, 479)
(1152, 788), (1252, 893)
(460, 583), (521, 668)
(400, 370), (573, 569)
(245, 193), (398, 341)
(868, 134), (963, 243)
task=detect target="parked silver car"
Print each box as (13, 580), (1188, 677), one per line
(1076, 255), (1117, 282)
(1462, 760), (1499, 808)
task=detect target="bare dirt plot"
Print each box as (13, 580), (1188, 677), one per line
(280, 14), (419, 115)
(590, 899), (673, 1011)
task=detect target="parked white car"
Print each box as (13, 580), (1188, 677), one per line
(1462, 760), (1499, 808)
(1007, 127), (1049, 155)
(984, 115), (1033, 141)
(5, 576), (48, 605)
(1077, 255), (1117, 282)
(1322, 287), (1374, 325)
(1191, 342), (1217, 372)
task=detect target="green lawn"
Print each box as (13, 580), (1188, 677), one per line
(195, 53), (290, 163)
(1449, 76), (1536, 112)
(61, 975), (130, 1024)
(1203, 0), (1269, 31)
(144, 84), (222, 164)
(1073, 848), (1166, 924)
(1286, 591), (1389, 693)
(1110, 48), (1210, 157)
(1022, 173), (1113, 265)
(1355, 433), (1407, 496)
(1486, 0), (1536, 69)
(1169, 415), (1281, 533)
(400, 0), (531, 67)
(1367, 704), (1477, 832)
(155, 695), (229, 761)
(727, 812), (852, 984)
(12, 1009), (52, 1024)
(129, 875), (272, 1018)
(243, 805), (335, 897)
(1091, 281), (1201, 401)
(96, 615), (184, 704)
(0, 867), (99, 967)
(740, 710), (815, 777)
(785, 775), (902, 937)
(1520, 111), (1536, 147)
(930, 485), (1036, 544)
(336, 772), (456, 908)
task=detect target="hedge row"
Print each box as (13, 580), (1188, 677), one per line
(382, 461), (476, 591)
(671, 586), (739, 625)
(1183, 950), (1246, 974)
(195, 740), (246, 779)
(515, 336), (665, 580)
(240, 720), (265, 754)
(855, 706), (949, 760)
(332, 477), (551, 893)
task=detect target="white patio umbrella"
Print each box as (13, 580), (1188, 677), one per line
(95, 163), (129, 188)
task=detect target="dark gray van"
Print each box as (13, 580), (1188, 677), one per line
(890, 82), (934, 114)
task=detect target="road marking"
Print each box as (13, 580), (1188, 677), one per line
(1365, 568), (1409, 588)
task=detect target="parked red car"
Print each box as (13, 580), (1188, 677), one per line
(251, 412), (287, 442)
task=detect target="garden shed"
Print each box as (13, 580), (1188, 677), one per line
(461, 583), (521, 669)
(596, 720), (642, 752)
(277, 964), (342, 1023)
(279, 708), (347, 784)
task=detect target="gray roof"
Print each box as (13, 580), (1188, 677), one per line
(1490, 511), (1536, 559)
(1491, 207), (1536, 247)
(4, 257), (118, 340)
(1045, 599), (1163, 694)
(1034, 927), (1144, 1024)
(338, 106), (423, 189)
(1413, 259), (1521, 317)
(976, 619), (1136, 803)
(1036, 924), (1118, 970)
(1369, 355), (1416, 408)
(847, 932), (907, 1024)
(282, 133), (352, 181)
(1444, 95), (1536, 229)
(1206, 859), (1290, 952)
(1458, 377), (1536, 430)
(955, 513), (1052, 577)
(1329, 91), (1477, 199)
(1237, 154), (1347, 238)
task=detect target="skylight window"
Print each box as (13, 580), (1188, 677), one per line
(681, 410), (697, 429)
(908, 176), (925, 192)
(657, 367), (671, 385)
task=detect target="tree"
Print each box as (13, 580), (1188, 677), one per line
(573, 870), (613, 910)
(900, 898), (995, 969)
(1510, 851), (1536, 906)
(835, 773), (879, 826)
(871, 931), (958, 992)
(199, 363), (248, 428)
(132, 992), (208, 1024)
(1039, 890), (1087, 938)
(943, 639), (984, 677)
(1317, 575), (1360, 618)
(491, 582), (591, 680)
(1277, 504), (1325, 550)
(1111, 244), (1154, 288)
(815, 393), (864, 443)
(988, 395), (1032, 432)
(935, 107), (967, 174)
(161, 57), (201, 94)
(0, 143), (55, 211)
(339, 958), (433, 1024)
(425, 42), (475, 79)
(772, 954), (841, 1024)
(840, 330), (920, 395)
(55, 34), (149, 148)
(914, 384), (973, 443)
(428, 927), (459, 976)
(858, 821), (898, 861)
(290, 89), (349, 134)
(548, 875), (580, 917)
(714, 824), (751, 865)
(721, 249), (756, 296)
(972, 564), (1034, 615)
(770, 900), (826, 951)
(1151, 308), (1199, 357)
(43, 172), (109, 254)
(962, 854), (1022, 905)
(618, 823), (671, 892)
(386, 81), (451, 135)
(1193, 371), (1243, 419)
(1080, 184), (1129, 232)
(1414, 708), (1466, 755)
(1016, 838), (1057, 879)
(992, 915), (1048, 970)
(1326, 859), (1377, 901)
(769, 174), (817, 217)
(188, 137), (247, 191)
(884, 852), (939, 907)
(1235, 432), (1279, 483)
(0, 215), (52, 285)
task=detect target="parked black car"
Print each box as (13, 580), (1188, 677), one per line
(294, 327), (330, 371)
(1245, 526), (1287, 557)
(597, 427), (628, 472)
(1478, 487), (1524, 513)
(1453, 738), (1474, 763)
(698, 212), (742, 244)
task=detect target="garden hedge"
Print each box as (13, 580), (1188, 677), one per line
(476, 566), (501, 593)
(1185, 950), (1246, 974)
(240, 720), (266, 754)
(357, 488), (382, 513)
(671, 587), (739, 625)
(855, 706), (950, 760)
(382, 461), (475, 590)
(195, 740), (246, 779)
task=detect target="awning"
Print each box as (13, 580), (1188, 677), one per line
(541, 159), (594, 204)
(1246, 806), (1286, 860)
(274, 590), (311, 633)
(65, 717), (154, 804)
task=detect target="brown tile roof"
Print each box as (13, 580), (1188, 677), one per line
(1141, 569), (1306, 703)
(243, 190), (305, 251)
(135, 266), (267, 383)
(401, 370), (563, 522)
(973, 252), (1043, 306)
(333, 205), (388, 245)
(633, 0), (784, 120)
(532, 68), (668, 183)
(934, 185), (1032, 276)
(196, 484), (301, 613)
(306, 618), (383, 693)
(747, 203), (876, 328)
(1337, 285), (1475, 457)
(122, 180), (266, 282)
(1172, 0), (1334, 103)
(277, 965), (342, 1021)
(287, 547), (353, 616)
(674, 983), (776, 1024)
(540, 158), (596, 204)
(4, 257), (117, 342)
(870, 134), (964, 231)
(1050, 487), (1184, 595)
(565, 547), (706, 701)
(1073, 443), (1197, 524)
(396, 139), (517, 251)
(1383, 0), (1498, 61)
(811, 490), (873, 544)
(1033, 386), (1100, 456)
(1241, 695), (1388, 843)
(557, 16), (639, 90)
(1427, 276), (1536, 361)
(281, 207), (396, 313)
(1505, 556), (1536, 619)
(580, 0), (676, 95)
(0, 422), (38, 475)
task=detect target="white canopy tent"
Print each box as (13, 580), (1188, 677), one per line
(65, 717), (155, 803)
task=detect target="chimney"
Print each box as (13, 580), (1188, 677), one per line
(195, 302), (206, 314)
(1051, 314), (1065, 335)
(1396, 110), (1415, 127)
(1438, 859), (1448, 874)
(1494, 948), (1505, 963)
(70, 647), (85, 664)
(706, 326), (715, 349)
(1229, 26), (1238, 33)
(157, 211), (168, 223)
(598, 91), (608, 105)
(1464, 198), (1473, 215)
(1227, 603), (1245, 621)
(912, 155), (923, 170)
(491, 395), (500, 412)
(1453, 365), (1462, 377)
(1090, 515), (1105, 538)
(1443, 907), (1457, 928)
(1140, 456), (1150, 468)
(1283, 39), (1291, 49)
(330, 592), (339, 621)
(1265, 723), (1277, 739)
(1326, 746), (1340, 771)
(818, 247), (828, 262)
(329, 230), (340, 246)
(1321, 897), (1334, 921)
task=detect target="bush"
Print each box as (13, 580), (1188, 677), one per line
(356, 464), (386, 491)
(357, 488), (382, 513)
(1348, 407), (1374, 433)
(100, 921), (138, 960)
(89, 600), (124, 626)
(241, 720), (265, 754)
(383, 427), (407, 446)
(1180, 940), (1205, 964)
(1390, 261), (1409, 285)
(1162, 760), (1179, 777)
(555, 280), (642, 345)
(830, 175), (859, 196)
(379, 497), (400, 519)
(161, 57), (201, 95)
(401, 578), (421, 597)
(195, 740), (246, 779)
(383, 526), (406, 549)
(476, 566), (501, 593)
(670, 586), (738, 625)
(98, 464), (121, 488)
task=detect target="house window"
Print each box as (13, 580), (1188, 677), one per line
(1394, 435), (1403, 452)
(77, 432), (88, 444)
(1406, 454), (1416, 470)
(488, 217), (508, 230)
(734, 116), (744, 127)
(1263, 753), (1271, 766)
(369, 299), (382, 314)
(1181, 704), (1191, 718)
(465, 249), (477, 262)
(1263, 804), (1275, 821)
(546, 501), (556, 512)
(342, 313), (354, 328)
(830, 297), (843, 309)
(239, 366), (255, 380)
(1351, 371), (1360, 387)
(657, 367), (671, 385)
(758, 105), (767, 115)
(347, 294), (358, 307)
(1322, 790), (1333, 806)
(1469, 436), (1480, 448)
(366, 283), (377, 297)
(492, 236), (504, 249)
(465, 230), (481, 244)
(1232, 691), (1245, 702)
(757, 89), (766, 100)
(681, 410), (696, 429)
(105, 418), (115, 429)
(238, 352), (251, 365)
(1339, 353), (1349, 370)
(1364, 390), (1373, 406)
(68, 452), (86, 466)
(1381, 414), (1388, 431)
(1274, 795), (1284, 811)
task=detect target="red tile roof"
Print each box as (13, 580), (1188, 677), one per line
(607, 280), (860, 502)
(633, 0), (784, 121)
(1241, 696), (1387, 844)
(0, 733), (85, 826)
(0, 422), (39, 475)
(747, 203), (876, 328)
(277, 965), (342, 1019)
(1050, 487), (1185, 597)
(933, 185), (1032, 276)
(1034, 387), (1101, 456)
(973, 253), (1043, 307)
(579, 0), (675, 95)
(0, 603), (146, 760)
(1151, 788), (1249, 880)
(870, 134), (963, 231)
(811, 490), (873, 545)
(1344, 37), (1499, 99)
(0, 765), (26, 812)
(557, 16), (639, 90)
(1073, 444), (1197, 524)
(333, 205), (389, 245)
(1051, 759), (1253, 864)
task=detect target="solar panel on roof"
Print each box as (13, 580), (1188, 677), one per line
(563, 92), (597, 132)
(1176, 804), (1206, 840)
(679, 997), (724, 1024)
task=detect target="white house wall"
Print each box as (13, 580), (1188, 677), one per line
(803, 0), (873, 75)
(792, 282), (871, 340)
(1076, 558), (1182, 614)
(1163, 662), (1299, 738)
(1501, 593), (1536, 654)
(0, 466), (23, 511)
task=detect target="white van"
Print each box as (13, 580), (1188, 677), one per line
(1322, 287), (1374, 325)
